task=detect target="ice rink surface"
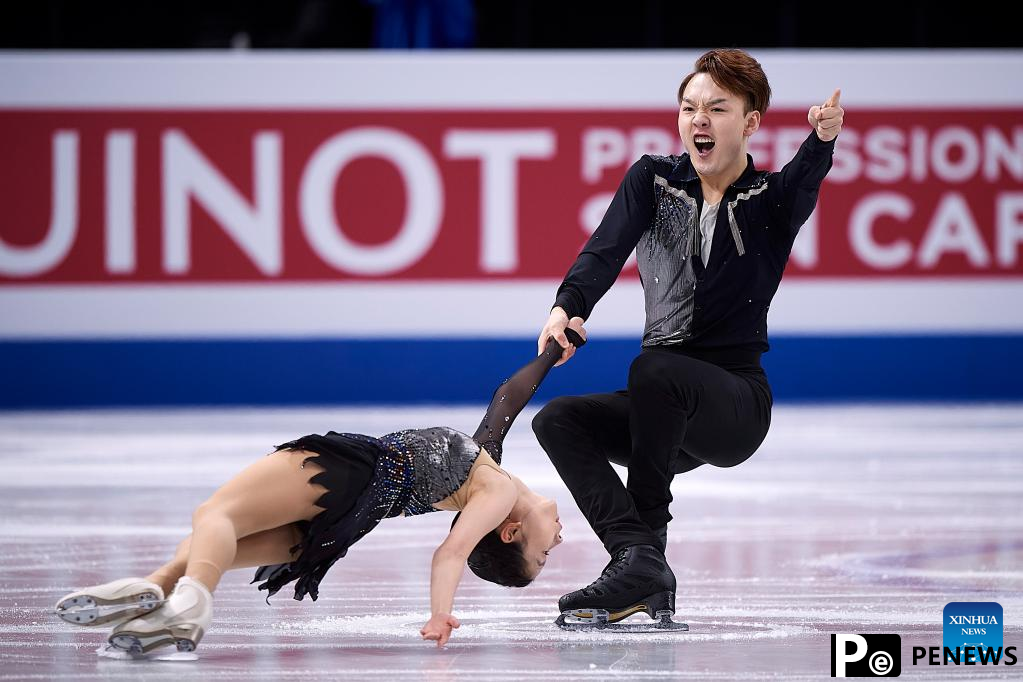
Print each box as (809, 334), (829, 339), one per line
(1, 405), (1021, 680)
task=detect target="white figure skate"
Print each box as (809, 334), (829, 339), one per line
(108, 576), (212, 654)
(55, 577), (164, 626)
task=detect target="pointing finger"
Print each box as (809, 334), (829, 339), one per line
(823, 88), (841, 109)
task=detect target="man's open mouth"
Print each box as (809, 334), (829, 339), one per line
(694, 135), (715, 156)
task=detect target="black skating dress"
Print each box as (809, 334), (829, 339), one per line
(253, 332), (583, 601)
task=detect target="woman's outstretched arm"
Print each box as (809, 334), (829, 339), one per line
(422, 471), (516, 647)
(471, 328), (585, 463)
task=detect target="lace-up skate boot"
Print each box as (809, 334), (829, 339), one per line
(55, 577), (164, 626)
(556, 544), (686, 630)
(109, 576), (212, 654)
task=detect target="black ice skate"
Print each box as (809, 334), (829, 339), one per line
(555, 544), (688, 632)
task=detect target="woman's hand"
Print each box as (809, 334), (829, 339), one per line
(420, 613), (460, 647)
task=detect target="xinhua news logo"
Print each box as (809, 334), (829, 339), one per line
(909, 601), (1017, 667)
(831, 634), (901, 677)
(942, 601), (1003, 663)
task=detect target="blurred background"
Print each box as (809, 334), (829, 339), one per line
(1, 0), (1019, 49)
(1, 1), (1020, 407)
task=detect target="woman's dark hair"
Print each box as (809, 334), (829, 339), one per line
(677, 48), (772, 116)
(451, 513), (534, 588)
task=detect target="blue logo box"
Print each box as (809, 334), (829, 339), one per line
(943, 602), (1003, 663)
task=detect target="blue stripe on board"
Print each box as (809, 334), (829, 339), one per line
(1, 335), (1020, 408)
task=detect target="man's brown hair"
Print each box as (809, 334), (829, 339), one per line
(677, 49), (772, 116)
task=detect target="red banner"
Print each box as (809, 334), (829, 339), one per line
(2, 109), (1021, 282)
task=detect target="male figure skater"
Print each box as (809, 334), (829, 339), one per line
(532, 48), (843, 628)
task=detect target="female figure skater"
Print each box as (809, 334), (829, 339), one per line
(55, 328), (586, 652)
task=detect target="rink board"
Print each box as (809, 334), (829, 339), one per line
(2, 52), (1022, 406)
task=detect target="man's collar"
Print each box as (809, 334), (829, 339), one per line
(669, 153), (762, 190)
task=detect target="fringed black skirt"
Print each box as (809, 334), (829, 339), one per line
(252, 431), (378, 601)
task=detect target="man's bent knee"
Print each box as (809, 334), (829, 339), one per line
(628, 352), (674, 387)
(532, 397), (573, 437)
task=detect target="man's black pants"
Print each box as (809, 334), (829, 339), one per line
(532, 346), (772, 555)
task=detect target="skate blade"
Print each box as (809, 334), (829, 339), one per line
(96, 643), (199, 662)
(562, 600), (655, 623)
(555, 610), (688, 632)
(55, 593), (164, 626)
(109, 625), (203, 655)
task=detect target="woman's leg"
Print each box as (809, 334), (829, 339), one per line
(176, 449), (327, 592)
(145, 523), (303, 596)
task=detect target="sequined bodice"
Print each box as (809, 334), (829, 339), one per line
(379, 427), (481, 516)
(371, 334), (580, 519)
